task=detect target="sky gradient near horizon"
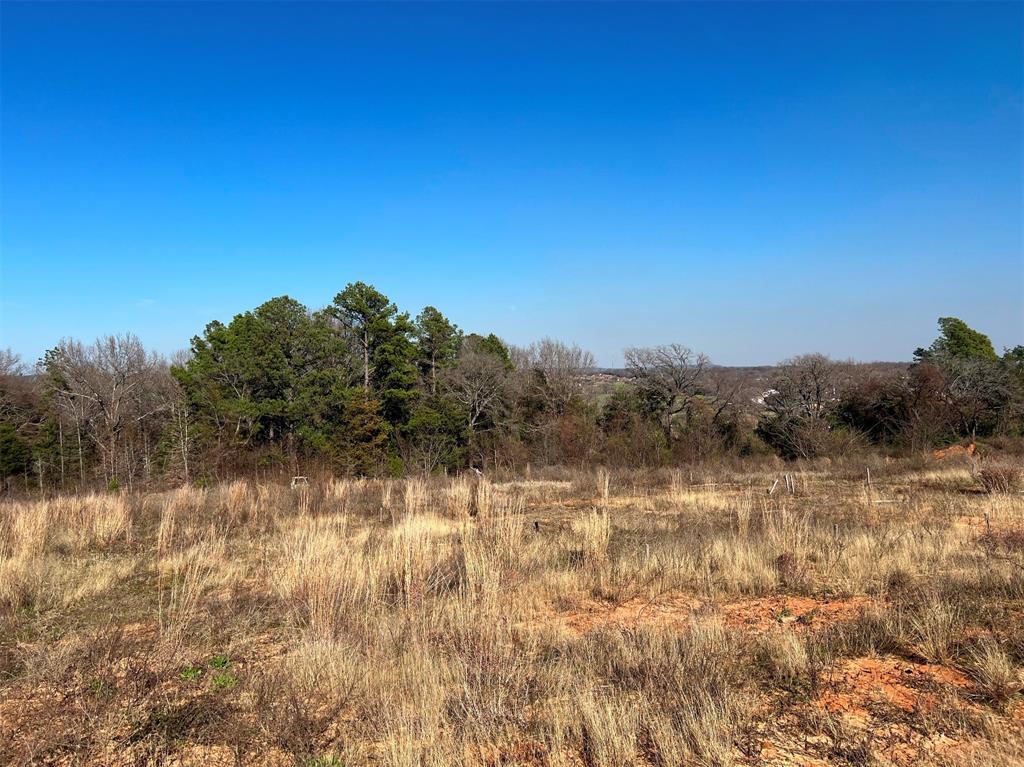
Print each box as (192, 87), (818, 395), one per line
(2, 2), (1022, 367)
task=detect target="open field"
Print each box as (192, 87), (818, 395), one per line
(1, 460), (1023, 766)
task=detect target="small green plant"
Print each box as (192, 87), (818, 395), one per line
(209, 654), (231, 670)
(179, 665), (203, 681)
(88, 677), (112, 696)
(386, 455), (405, 477)
(211, 671), (238, 691)
(107, 477), (120, 493)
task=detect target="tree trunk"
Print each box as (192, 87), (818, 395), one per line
(77, 424), (84, 485)
(181, 406), (190, 483)
(363, 331), (371, 390)
(58, 418), (65, 487)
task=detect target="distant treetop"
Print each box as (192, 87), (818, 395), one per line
(914, 317), (998, 363)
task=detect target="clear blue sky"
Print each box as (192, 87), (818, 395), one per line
(2, 2), (1021, 366)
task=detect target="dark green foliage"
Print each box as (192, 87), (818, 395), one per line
(903, 318), (1022, 442)
(1004, 345), (1024, 366)
(176, 297), (353, 451)
(0, 422), (31, 480)
(598, 385), (643, 435)
(326, 283), (421, 429)
(914, 317), (998, 362)
(400, 396), (467, 474)
(371, 312), (419, 427)
(171, 286), (486, 476)
(329, 282), (400, 391)
(332, 391), (389, 475)
(470, 333), (513, 370)
(1005, 346), (1024, 389)
(414, 307), (462, 392)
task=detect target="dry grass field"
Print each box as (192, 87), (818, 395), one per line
(1, 459), (1023, 766)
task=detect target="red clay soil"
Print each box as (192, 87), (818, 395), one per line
(815, 655), (976, 766)
(932, 443), (976, 460)
(819, 655), (971, 720)
(747, 656), (983, 767)
(755, 739), (831, 767)
(545, 593), (704, 634)
(544, 593), (873, 636)
(720, 595), (873, 632)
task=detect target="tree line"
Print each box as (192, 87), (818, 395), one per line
(1, 286), (1021, 490)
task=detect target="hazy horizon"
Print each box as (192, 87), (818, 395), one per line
(2, 2), (1021, 367)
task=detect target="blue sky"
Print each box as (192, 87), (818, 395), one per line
(2, 2), (1021, 366)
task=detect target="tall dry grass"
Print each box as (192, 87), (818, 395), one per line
(0, 495), (136, 609)
(157, 531), (226, 649)
(1, 461), (1022, 765)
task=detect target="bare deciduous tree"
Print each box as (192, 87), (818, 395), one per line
(517, 338), (596, 415)
(625, 344), (709, 441)
(44, 335), (174, 486)
(0, 348), (23, 378)
(761, 354), (849, 421)
(757, 354), (854, 459)
(935, 356), (1017, 440)
(0, 349), (26, 423)
(444, 340), (509, 432)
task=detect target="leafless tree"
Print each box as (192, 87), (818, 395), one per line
(0, 348), (23, 378)
(44, 335), (173, 485)
(0, 349), (26, 423)
(443, 339), (509, 431)
(762, 353), (847, 421)
(517, 338), (596, 415)
(625, 344), (710, 441)
(936, 356), (1017, 440)
(702, 366), (752, 420)
(756, 354), (857, 459)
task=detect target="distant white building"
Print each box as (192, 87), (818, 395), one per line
(752, 388), (779, 406)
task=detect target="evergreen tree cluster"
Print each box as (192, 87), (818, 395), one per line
(171, 284), (512, 478)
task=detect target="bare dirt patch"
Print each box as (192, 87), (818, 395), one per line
(819, 655), (972, 720)
(543, 593), (874, 636)
(754, 737), (831, 767)
(543, 593), (704, 634)
(721, 595), (873, 632)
